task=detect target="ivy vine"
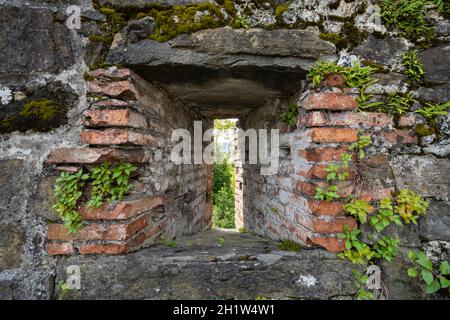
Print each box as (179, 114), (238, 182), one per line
(53, 161), (137, 234)
(312, 132), (433, 299)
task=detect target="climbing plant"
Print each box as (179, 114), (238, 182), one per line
(407, 251), (450, 294)
(280, 103), (299, 126)
(311, 129), (431, 299)
(402, 50), (425, 85)
(53, 170), (90, 234)
(53, 162), (137, 234)
(307, 60), (380, 110)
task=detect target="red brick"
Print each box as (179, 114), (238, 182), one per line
(83, 109), (147, 129)
(81, 129), (156, 146)
(298, 112), (327, 127)
(298, 164), (355, 180)
(309, 236), (345, 252)
(80, 196), (163, 220)
(297, 213), (356, 233)
(88, 68), (131, 81)
(323, 73), (346, 87)
(296, 181), (354, 198)
(46, 147), (149, 164)
(310, 128), (358, 143)
(128, 220), (166, 250)
(378, 130), (418, 145)
(92, 99), (130, 108)
(302, 93), (357, 111)
(46, 242), (74, 255)
(298, 111), (393, 128)
(87, 80), (135, 99)
(78, 243), (128, 255)
(307, 199), (345, 216)
(47, 216), (148, 241)
(299, 146), (349, 162)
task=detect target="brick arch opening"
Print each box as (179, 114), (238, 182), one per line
(44, 64), (386, 256)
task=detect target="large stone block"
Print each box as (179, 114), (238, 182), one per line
(420, 45), (450, 85)
(0, 224), (25, 272)
(0, 159), (27, 219)
(0, 7), (74, 78)
(391, 155), (450, 199)
(29, 176), (59, 222)
(420, 201), (450, 241)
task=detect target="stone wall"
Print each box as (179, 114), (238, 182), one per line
(0, 0), (448, 299)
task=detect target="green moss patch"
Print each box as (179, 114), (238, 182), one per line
(0, 98), (68, 134)
(277, 240), (301, 252)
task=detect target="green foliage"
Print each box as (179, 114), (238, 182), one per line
(277, 240), (301, 252)
(352, 269), (374, 300)
(344, 199), (374, 224)
(214, 119), (236, 131)
(380, 0), (436, 46)
(87, 162), (137, 209)
(338, 226), (375, 265)
(238, 227), (248, 233)
(217, 237), (225, 245)
(349, 132), (372, 160)
(307, 61), (344, 87)
(415, 101), (450, 119)
(378, 92), (417, 116)
(308, 60), (379, 110)
(20, 98), (59, 121)
(395, 189), (428, 224)
(402, 50), (424, 85)
(373, 236), (400, 262)
(407, 251), (450, 294)
(53, 162), (137, 234)
(53, 170), (89, 234)
(213, 159), (234, 194)
(58, 280), (70, 299)
(370, 198), (402, 233)
(314, 185), (340, 202)
(212, 186), (235, 229)
(148, 4), (225, 42)
(162, 238), (177, 248)
(212, 145), (235, 229)
(280, 103), (299, 126)
(233, 15), (250, 29)
(326, 153), (351, 182)
(255, 296), (269, 300)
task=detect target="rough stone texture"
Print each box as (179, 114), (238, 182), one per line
(107, 27), (336, 117)
(420, 201), (450, 242)
(54, 230), (357, 300)
(380, 249), (426, 300)
(29, 176), (59, 222)
(0, 0), (449, 300)
(0, 224), (25, 271)
(354, 35), (411, 70)
(420, 45), (450, 85)
(391, 155), (450, 200)
(0, 6), (74, 79)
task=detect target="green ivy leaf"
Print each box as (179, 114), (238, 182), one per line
(407, 268), (418, 278)
(440, 261), (450, 275)
(438, 275), (450, 289)
(421, 269), (434, 286)
(425, 280), (441, 294)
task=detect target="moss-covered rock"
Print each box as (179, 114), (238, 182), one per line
(0, 82), (76, 134)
